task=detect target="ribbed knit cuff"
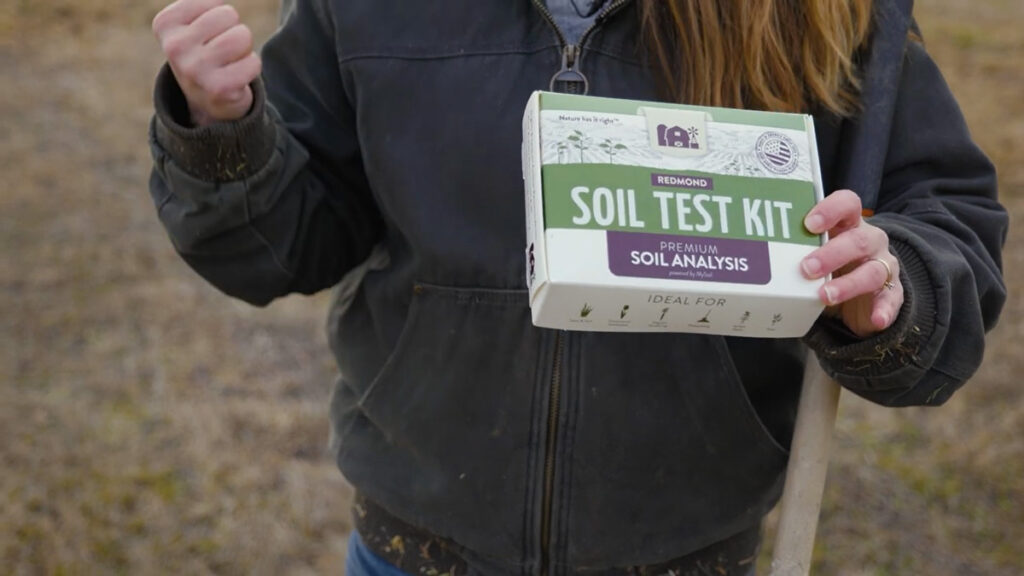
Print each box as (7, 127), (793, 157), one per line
(803, 237), (937, 384)
(152, 63), (276, 182)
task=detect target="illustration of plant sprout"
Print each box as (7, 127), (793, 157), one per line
(599, 139), (628, 164)
(566, 129), (590, 163)
(556, 141), (569, 164)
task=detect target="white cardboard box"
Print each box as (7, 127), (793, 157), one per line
(522, 91), (828, 338)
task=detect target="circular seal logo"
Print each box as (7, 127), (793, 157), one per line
(755, 132), (799, 175)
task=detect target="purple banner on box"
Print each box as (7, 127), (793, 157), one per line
(607, 231), (771, 284)
(650, 173), (714, 190)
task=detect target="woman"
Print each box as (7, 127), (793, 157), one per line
(148, 0), (1006, 574)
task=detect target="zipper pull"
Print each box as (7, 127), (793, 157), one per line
(549, 44), (589, 95)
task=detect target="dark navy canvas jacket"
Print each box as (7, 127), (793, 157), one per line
(148, 0), (1006, 574)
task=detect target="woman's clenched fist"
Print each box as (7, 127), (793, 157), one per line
(152, 0), (262, 126)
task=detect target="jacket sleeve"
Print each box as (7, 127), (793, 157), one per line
(148, 0), (383, 306)
(804, 40), (1008, 407)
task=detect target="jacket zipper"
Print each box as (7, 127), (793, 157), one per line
(530, 4), (633, 572)
(532, 0), (632, 95)
(539, 331), (565, 575)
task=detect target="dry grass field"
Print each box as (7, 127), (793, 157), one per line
(1, 1), (1021, 574)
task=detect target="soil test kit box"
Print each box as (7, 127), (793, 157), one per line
(522, 91), (828, 338)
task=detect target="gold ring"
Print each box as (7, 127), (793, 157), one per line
(871, 257), (895, 290)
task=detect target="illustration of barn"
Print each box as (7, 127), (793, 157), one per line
(657, 123), (700, 149)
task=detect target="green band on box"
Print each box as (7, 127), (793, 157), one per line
(542, 164), (820, 247)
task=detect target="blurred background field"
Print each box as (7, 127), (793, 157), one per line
(1, 1), (1021, 574)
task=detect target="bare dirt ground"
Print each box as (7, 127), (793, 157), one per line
(1, 1), (1021, 574)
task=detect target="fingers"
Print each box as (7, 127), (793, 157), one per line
(152, 0), (258, 125)
(802, 218), (900, 307)
(845, 271), (904, 334)
(801, 221), (890, 281)
(204, 22), (255, 67)
(819, 252), (900, 305)
(206, 52), (261, 103)
(833, 275), (905, 336)
(189, 4), (242, 47)
(869, 275), (904, 330)
(158, 4), (247, 68)
(153, 0), (224, 37)
(800, 189), (906, 334)
(803, 189), (863, 235)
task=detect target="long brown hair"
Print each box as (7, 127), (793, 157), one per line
(638, 0), (874, 116)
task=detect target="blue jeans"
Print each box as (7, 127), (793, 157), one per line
(345, 531), (413, 576)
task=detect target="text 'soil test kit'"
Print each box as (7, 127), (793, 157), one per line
(522, 92), (829, 338)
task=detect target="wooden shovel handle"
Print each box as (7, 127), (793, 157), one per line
(769, 351), (842, 576)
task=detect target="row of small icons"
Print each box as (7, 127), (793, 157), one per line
(579, 303), (784, 327)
